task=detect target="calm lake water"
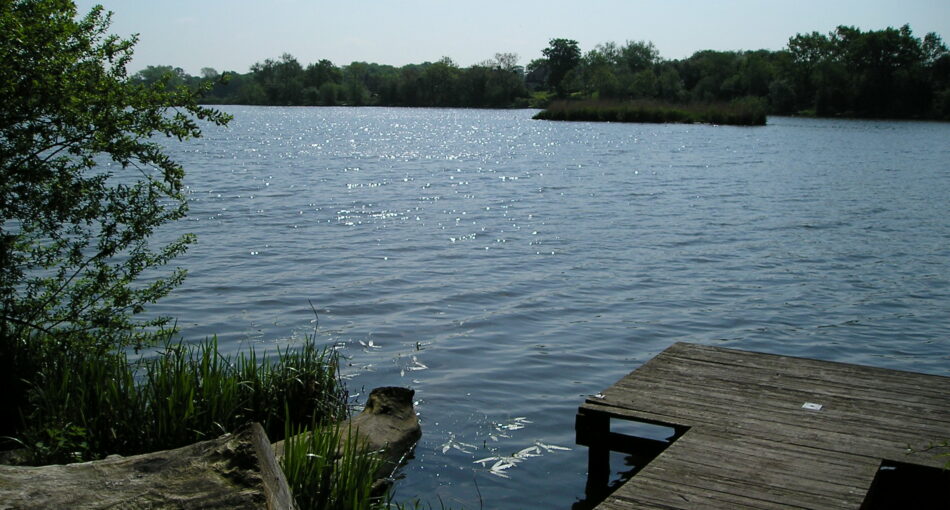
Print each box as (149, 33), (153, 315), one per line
(148, 107), (950, 508)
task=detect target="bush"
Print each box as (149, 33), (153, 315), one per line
(0, 0), (230, 352)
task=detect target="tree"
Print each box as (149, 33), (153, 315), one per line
(783, 25), (947, 117)
(131, 65), (189, 87)
(629, 69), (658, 98)
(768, 78), (796, 113)
(250, 53), (305, 105)
(656, 66), (685, 102)
(542, 38), (581, 96)
(524, 58), (550, 91)
(580, 45), (620, 98)
(304, 59), (342, 91)
(342, 61), (372, 105)
(0, 0), (230, 349)
(484, 52), (520, 72)
(620, 40), (659, 74)
(419, 57), (460, 106)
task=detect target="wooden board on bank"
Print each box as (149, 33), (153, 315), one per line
(576, 342), (950, 509)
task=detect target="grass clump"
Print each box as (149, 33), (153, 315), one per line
(534, 97), (767, 126)
(1, 332), (347, 465)
(281, 420), (386, 510)
(0, 329), (429, 509)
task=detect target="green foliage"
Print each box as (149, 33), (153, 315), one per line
(534, 98), (767, 126)
(542, 38), (582, 96)
(282, 421), (385, 510)
(251, 53), (305, 105)
(5, 332), (347, 465)
(768, 78), (797, 114)
(0, 0), (231, 351)
(656, 67), (685, 102)
(528, 91), (555, 109)
(306, 59), (343, 92)
(785, 24), (949, 117)
(200, 54), (530, 108)
(629, 69), (658, 98)
(529, 26), (947, 119)
(131, 65), (189, 87)
(620, 40), (660, 74)
(161, 23), (950, 120)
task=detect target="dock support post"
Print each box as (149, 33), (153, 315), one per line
(576, 410), (610, 492)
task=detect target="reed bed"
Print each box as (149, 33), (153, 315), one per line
(5, 334), (347, 464)
(2, 331), (445, 508)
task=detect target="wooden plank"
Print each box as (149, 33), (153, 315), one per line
(608, 368), (950, 439)
(671, 429), (875, 481)
(610, 474), (825, 510)
(642, 436), (873, 501)
(584, 391), (939, 464)
(651, 348), (949, 409)
(596, 496), (683, 510)
(607, 357), (950, 422)
(640, 353), (950, 415)
(579, 342), (950, 510)
(606, 371), (944, 434)
(685, 426), (879, 477)
(664, 342), (950, 399)
(587, 347), (949, 449)
(589, 412), (939, 475)
(628, 350), (950, 413)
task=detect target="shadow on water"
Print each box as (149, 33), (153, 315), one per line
(861, 460), (950, 510)
(573, 420), (682, 509)
(572, 451), (651, 510)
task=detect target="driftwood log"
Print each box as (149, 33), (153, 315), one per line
(0, 386), (421, 509)
(273, 386), (422, 486)
(0, 422), (295, 510)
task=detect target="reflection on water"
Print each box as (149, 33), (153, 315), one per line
(147, 108), (950, 508)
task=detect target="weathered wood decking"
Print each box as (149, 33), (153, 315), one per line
(576, 342), (950, 509)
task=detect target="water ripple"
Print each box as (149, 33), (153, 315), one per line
(147, 108), (950, 508)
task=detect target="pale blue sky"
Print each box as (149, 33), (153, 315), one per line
(75, 1), (950, 74)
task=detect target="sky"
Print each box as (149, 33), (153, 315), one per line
(74, 0), (950, 75)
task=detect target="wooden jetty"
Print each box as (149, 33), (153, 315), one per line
(576, 342), (950, 509)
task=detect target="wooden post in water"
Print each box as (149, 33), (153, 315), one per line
(575, 409), (611, 493)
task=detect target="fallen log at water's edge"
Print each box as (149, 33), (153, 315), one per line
(0, 422), (296, 510)
(272, 386), (422, 493)
(0, 387), (420, 509)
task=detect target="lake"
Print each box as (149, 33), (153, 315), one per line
(147, 107), (950, 508)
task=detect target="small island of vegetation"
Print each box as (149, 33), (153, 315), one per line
(533, 98), (768, 126)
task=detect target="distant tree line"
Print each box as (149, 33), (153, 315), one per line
(137, 24), (950, 119)
(140, 53), (529, 109)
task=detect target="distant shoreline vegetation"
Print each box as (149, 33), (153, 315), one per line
(533, 98), (768, 126)
(143, 23), (950, 121)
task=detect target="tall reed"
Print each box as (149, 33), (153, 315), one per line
(7, 334), (347, 464)
(281, 420), (385, 510)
